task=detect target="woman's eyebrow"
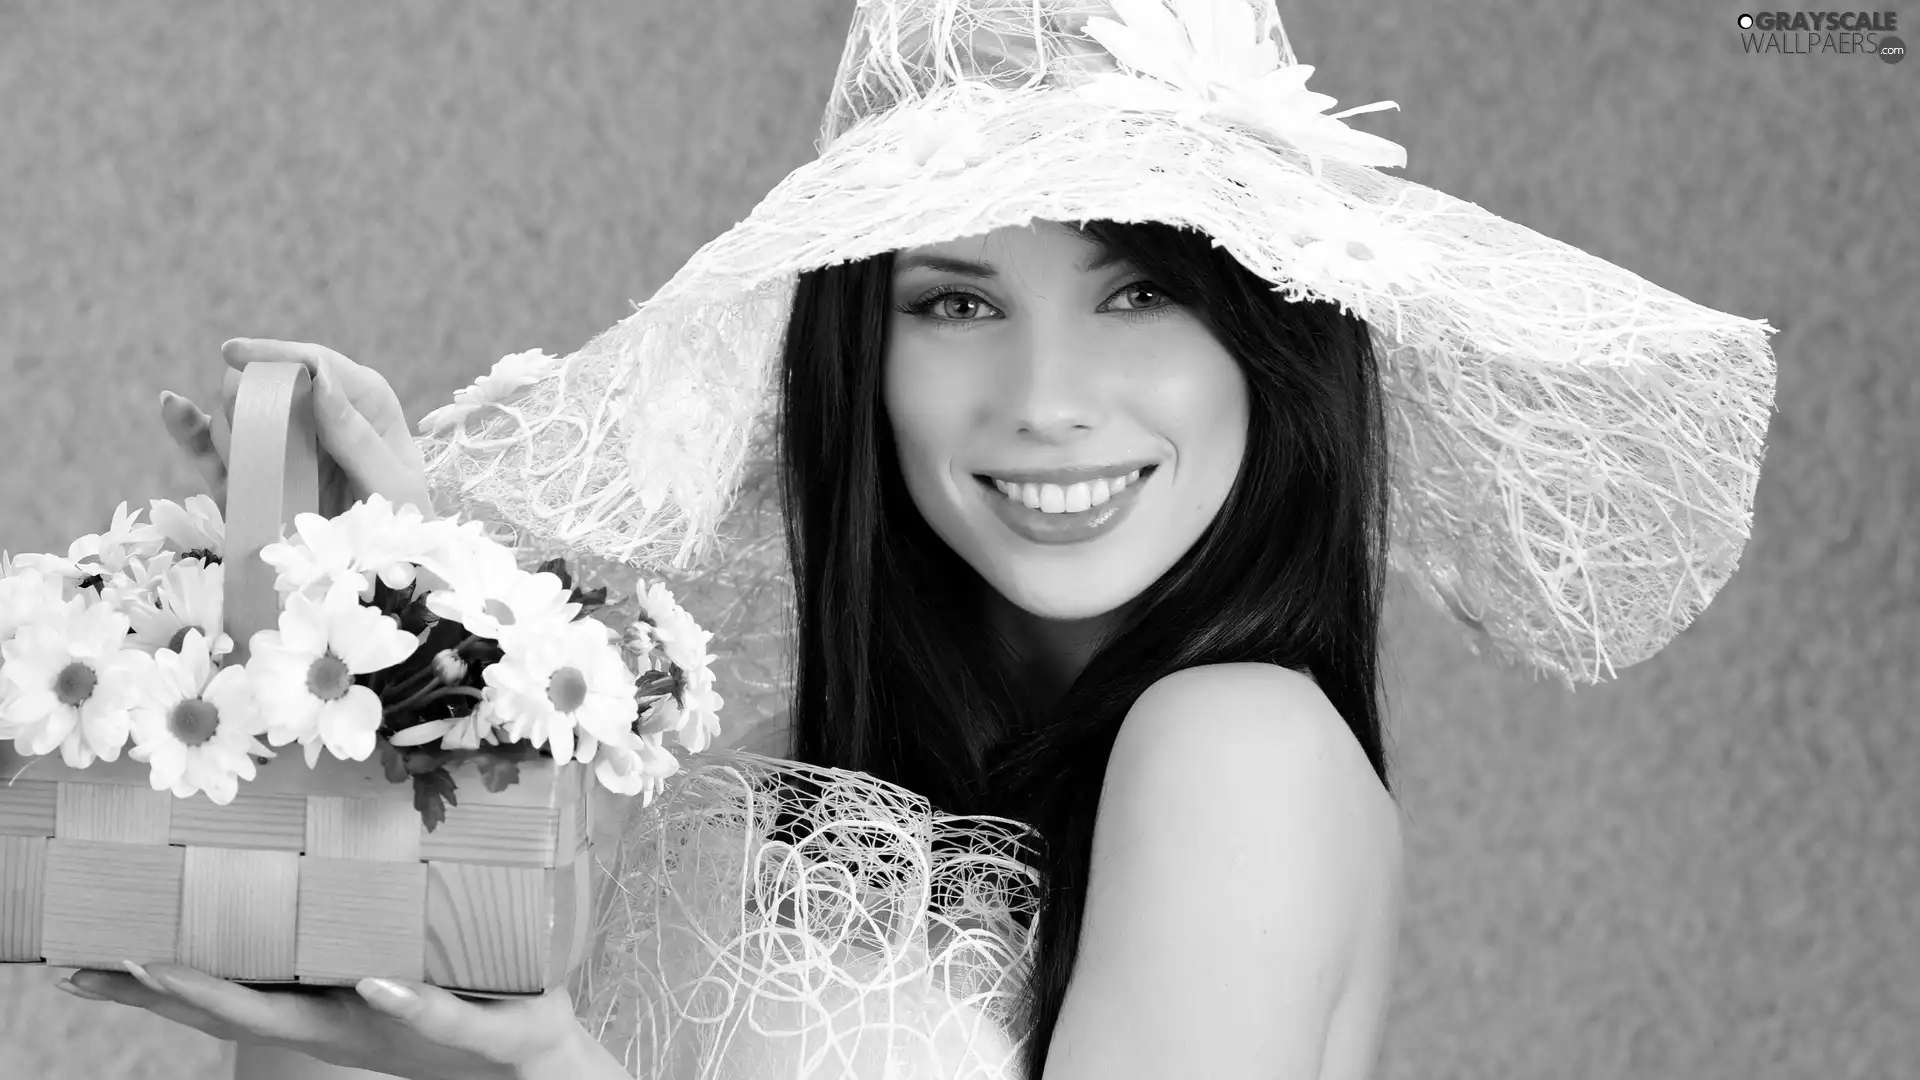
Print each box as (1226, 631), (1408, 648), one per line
(894, 254), (998, 277)
(1077, 247), (1127, 273)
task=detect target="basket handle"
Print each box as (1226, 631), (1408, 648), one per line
(219, 361), (322, 668)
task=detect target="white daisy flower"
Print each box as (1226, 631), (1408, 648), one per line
(126, 629), (270, 805)
(0, 598), (152, 767)
(484, 618), (638, 767)
(1075, 0), (1405, 172)
(124, 558), (230, 657)
(246, 582), (420, 766)
(623, 374), (725, 515)
(634, 581), (713, 674)
(423, 543), (579, 640)
(96, 550), (180, 611)
(147, 494), (225, 558)
(637, 662), (725, 754)
(418, 349), (565, 436)
(1291, 208), (1438, 292)
(261, 494), (441, 603)
(0, 562), (68, 645)
(1, 565), (70, 721)
(591, 731), (682, 804)
(12, 502), (166, 585)
(627, 581), (723, 751)
(901, 102), (989, 173)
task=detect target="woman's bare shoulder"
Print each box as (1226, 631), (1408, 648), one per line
(1112, 661), (1399, 877)
(1122, 662), (1392, 797)
(1048, 662), (1402, 1078)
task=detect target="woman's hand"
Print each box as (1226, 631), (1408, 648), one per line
(58, 963), (616, 1080)
(160, 338), (434, 517)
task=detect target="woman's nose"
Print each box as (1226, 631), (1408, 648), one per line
(1000, 325), (1102, 440)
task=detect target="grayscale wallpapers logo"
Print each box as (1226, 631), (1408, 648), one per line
(1736, 11), (1906, 61)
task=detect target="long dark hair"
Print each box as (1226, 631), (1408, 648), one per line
(777, 220), (1392, 1079)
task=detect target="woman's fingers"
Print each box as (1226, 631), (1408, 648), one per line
(64, 969), (247, 1043)
(355, 979), (572, 1065)
(221, 338), (408, 438)
(356, 979), (503, 1055)
(310, 366), (435, 513)
(133, 963), (350, 1047)
(159, 391), (230, 506)
(221, 337), (431, 511)
(216, 367), (238, 461)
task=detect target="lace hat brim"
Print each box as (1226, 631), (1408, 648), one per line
(418, 11), (1774, 687)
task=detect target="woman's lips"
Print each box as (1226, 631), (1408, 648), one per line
(975, 466), (1155, 546)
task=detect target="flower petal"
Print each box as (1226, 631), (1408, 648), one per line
(388, 719), (454, 747)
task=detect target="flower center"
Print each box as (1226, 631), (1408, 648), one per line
(168, 698), (221, 747)
(53, 661), (97, 707)
(547, 666), (588, 714)
(483, 599), (517, 627)
(306, 652), (353, 701)
(167, 626), (192, 653)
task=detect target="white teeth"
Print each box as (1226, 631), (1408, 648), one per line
(989, 468), (1149, 513)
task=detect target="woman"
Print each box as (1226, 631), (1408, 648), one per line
(55, 2), (1774, 1077)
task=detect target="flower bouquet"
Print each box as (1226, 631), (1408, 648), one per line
(0, 361), (720, 994)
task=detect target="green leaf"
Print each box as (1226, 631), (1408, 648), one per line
(634, 669), (676, 697)
(404, 748), (453, 775)
(537, 557), (573, 591)
(377, 741), (409, 785)
(475, 752), (521, 794)
(412, 768), (459, 832)
(397, 592), (439, 636)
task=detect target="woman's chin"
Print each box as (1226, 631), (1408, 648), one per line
(989, 575), (1145, 624)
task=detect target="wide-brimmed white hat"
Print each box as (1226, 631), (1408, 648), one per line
(416, 0), (1775, 687)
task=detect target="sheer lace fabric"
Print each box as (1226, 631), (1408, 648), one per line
(572, 751), (1042, 1079)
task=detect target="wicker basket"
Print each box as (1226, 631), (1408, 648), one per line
(0, 361), (593, 994)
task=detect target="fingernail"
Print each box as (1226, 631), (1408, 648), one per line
(56, 979), (108, 1002)
(357, 977), (419, 1013)
(122, 960), (171, 995)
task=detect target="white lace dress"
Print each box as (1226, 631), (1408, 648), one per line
(572, 747), (1042, 1080)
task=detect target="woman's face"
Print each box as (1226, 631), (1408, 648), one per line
(883, 220), (1250, 622)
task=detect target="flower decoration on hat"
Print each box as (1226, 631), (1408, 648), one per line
(1286, 203), (1443, 294)
(1074, 0), (1405, 174)
(419, 348), (566, 436)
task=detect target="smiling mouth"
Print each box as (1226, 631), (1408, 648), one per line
(973, 465), (1159, 515)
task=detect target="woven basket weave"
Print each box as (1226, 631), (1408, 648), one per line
(0, 362), (592, 994)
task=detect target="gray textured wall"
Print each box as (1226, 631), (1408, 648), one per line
(1, 2), (1913, 1078)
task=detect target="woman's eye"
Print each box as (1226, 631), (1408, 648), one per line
(933, 293), (993, 320)
(1105, 282), (1171, 311)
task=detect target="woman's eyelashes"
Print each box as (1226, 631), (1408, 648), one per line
(895, 286), (1001, 324)
(891, 280), (1179, 328)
